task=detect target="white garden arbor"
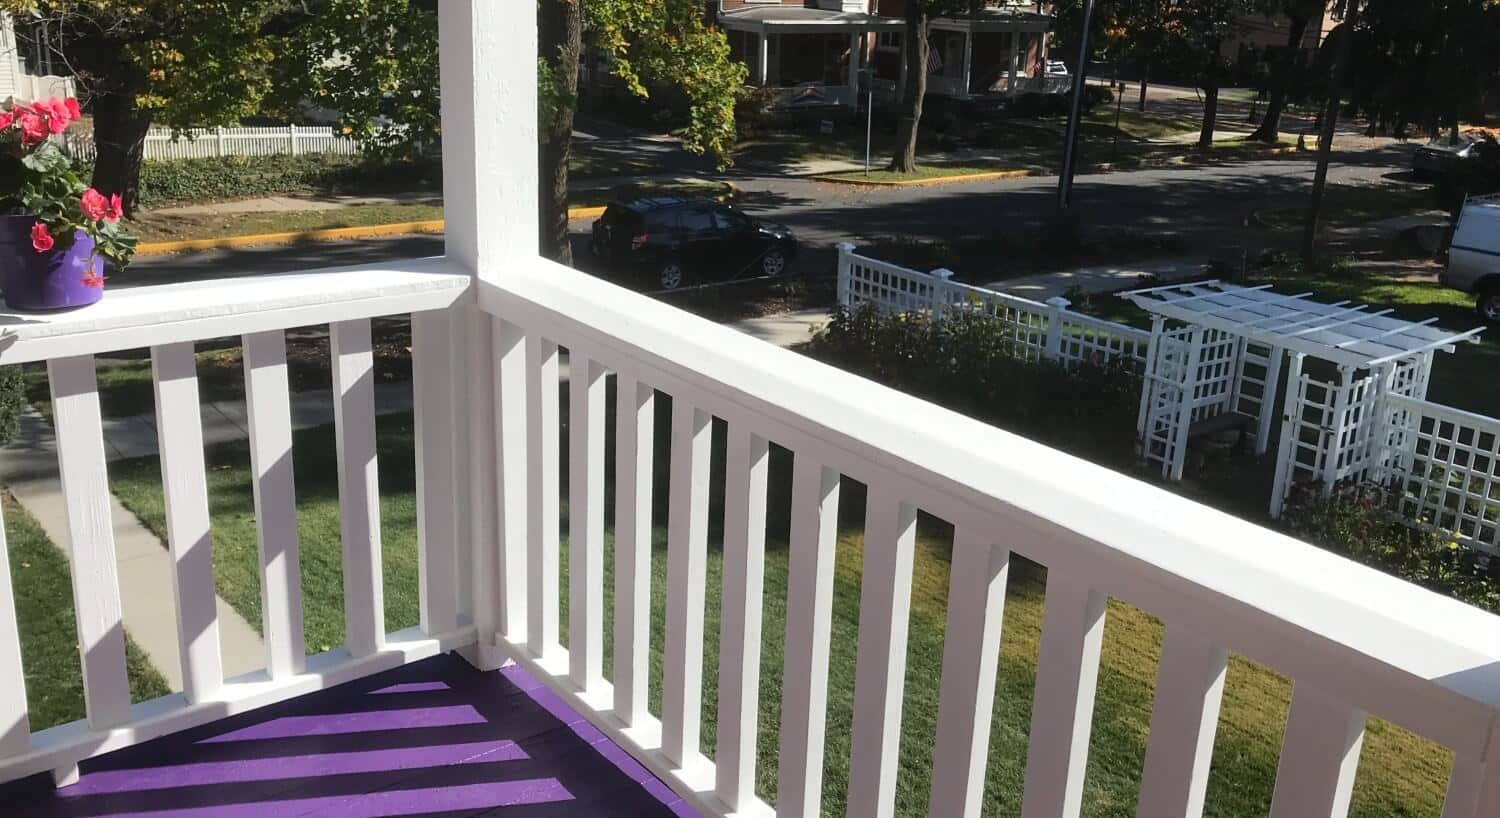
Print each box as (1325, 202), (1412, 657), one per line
(1124, 281), (1482, 513)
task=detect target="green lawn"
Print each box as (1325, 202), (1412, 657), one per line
(128, 203), (445, 244)
(5, 496), (171, 731)
(101, 409), (1453, 817)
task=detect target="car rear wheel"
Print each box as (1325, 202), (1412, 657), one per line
(762, 248), (787, 278)
(658, 259), (685, 291)
(1478, 289), (1500, 322)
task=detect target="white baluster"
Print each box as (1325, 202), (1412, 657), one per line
(1020, 572), (1106, 818)
(928, 532), (1010, 818)
(1442, 754), (1483, 818)
(493, 318), (527, 645)
(49, 356), (131, 727)
(243, 331), (306, 678)
(568, 353), (606, 692)
(412, 309), (460, 636)
(613, 375), (654, 727)
(1268, 685), (1366, 818)
(151, 342), (224, 704)
(662, 398), (711, 767)
(331, 319), (385, 658)
(777, 457), (841, 818)
(0, 501), (29, 756)
(525, 337), (560, 660)
(847, 487), (919, 818)
(714, 426), (770, 810)
(1136, 624), (1229, 818)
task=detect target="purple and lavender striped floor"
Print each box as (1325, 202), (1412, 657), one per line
(3, 653), (701, 817)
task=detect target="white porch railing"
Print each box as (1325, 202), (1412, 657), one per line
(0, 256), (1498, 817)
(64, 125), (361, 162)
(838, 243), (1152, 368)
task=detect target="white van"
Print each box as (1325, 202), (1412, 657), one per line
(1444, 193), (1500, 320)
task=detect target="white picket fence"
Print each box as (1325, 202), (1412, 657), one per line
(64, 125), (360, 162)
(836, 243), (1151, 368)
(1384, 394), (1500, 556)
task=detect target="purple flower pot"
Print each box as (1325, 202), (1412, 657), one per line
(0, 214), (102, 312)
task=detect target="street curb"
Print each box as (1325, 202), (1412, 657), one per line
(814, 169), (1032, 188)
(136, 220), (447, 256)
(135, 183), (737, 257)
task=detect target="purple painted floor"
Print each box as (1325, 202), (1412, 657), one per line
(3, 653), (701, 818)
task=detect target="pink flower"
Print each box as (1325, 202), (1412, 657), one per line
(107, 193), (123, 222)
(30, 221), (53, 253)
(81, 188), (110, 221)
(19, 112), (47, 145)
(81, 270), (106, 289)
(64, 98), (80, 120)
(0, 112), (13, 130)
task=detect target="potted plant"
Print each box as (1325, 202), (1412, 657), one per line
(0, 97), (137, 311)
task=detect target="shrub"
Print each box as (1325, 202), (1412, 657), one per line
(75, 154), (441, 208)
(805, 305), (1143, 463)
(0, 366), (25, 446)
(1281, 480), (1500, 613)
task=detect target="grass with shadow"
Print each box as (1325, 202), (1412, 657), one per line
(103, 389), (1455, 816)
(5, 495), (171, 731)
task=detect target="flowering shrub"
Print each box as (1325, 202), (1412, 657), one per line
(0, 97), (136, 283)
(1281, 480), (1500, 613)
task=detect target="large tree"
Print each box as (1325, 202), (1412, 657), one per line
(1300, 0), (1360, 261)
(1164, 0), (1258, 149)
(890, 0), (975, 174)
(1247, 0), (1324, 143)
(0, 1), (288, 214)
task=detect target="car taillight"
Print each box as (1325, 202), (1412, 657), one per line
(631, 234), (649, 250)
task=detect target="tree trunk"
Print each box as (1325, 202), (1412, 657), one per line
(1248, 12), (1312, 143)
(1301, 8), (1360, 263)
(538, 0), (582, 264)
(1198, 81), (1219, 149)
(890, 7), (930, 173)
(1137, 61), (1149, 111)
(89, 90), (152, 217)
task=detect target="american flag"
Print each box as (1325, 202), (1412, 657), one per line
(926, 45), (944, 75)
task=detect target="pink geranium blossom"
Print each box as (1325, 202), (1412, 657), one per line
(81, 188), (110, 221)
(18, 112), (47, 145)
(30, 222), (53, 253)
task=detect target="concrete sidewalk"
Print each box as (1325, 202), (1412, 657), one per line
(984, 256), (1210, 301)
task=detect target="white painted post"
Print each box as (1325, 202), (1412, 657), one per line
(331, 319), (385, 658)
(928, 533), (1010, 818)
(412, 309), (461, 636)
(928, 268), (956, 321)
(961, 30), (974, 100)
(1323, 366), (1354, 494)
(48, 356), (131, 729)
(663, 399), (712, 768)
(1043, 296), (1072, 362)
(1268, 685), (1366, 818)
(777, 457), (841, 818)
(848, 32), (862, 99)
(525, 337), (561, 661)
(151, 342), (224, 704)
(1270, 352), (1306, 518)
(613, 375), (654, 727)
(715, 425), (770, 811)
(837, 242), (857, 309)
(288, 123), (300, 156)
(1136, 624), (1228, 818)
(567, 353), (606, 693)
(1136, 315), (1166, 443)
(846, 487), (919, 818)
(758, 30), (771, 86)
(1019, 572), (1106, 818)
(1441, 725), (1500, 818)
(1256, 345), (1285, 456)
(1168, 327), (1207, 481)
(493, 318), (527, 647)
(897, 30), (909, 102)
(215, 126), (225, 157)
(1009, 30), (1020, 94)
(0, 496), (30, 757)
(243, 331), (306, 679)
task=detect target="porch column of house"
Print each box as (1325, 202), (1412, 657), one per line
(848, 30), (863, 100)
(960, 29), (974, 100)
(438, 0), (538, 667)
(898, 30), (909, 102)
(1008, 29), (1020, 94)
(758, 28), (771, 86)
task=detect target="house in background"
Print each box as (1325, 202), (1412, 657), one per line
(0, 14), (75, 102)
(715, 0), (1055, 108)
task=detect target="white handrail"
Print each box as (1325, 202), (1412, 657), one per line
(481, 257), (1500, 759)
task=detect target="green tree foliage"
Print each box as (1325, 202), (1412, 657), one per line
(0, 1), (289, 213)
(1351, 0), (1499, 140)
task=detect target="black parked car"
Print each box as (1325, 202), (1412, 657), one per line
(1413, 135), (1500, 180)
(590, 195), (797, 290)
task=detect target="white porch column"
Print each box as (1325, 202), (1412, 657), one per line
(438, 0), (538, 668)
(849, 31), (862, 100)
(1008, 30), (1020, 93)
(960, 30), (974, 100)
(758, 30), (770, 86)
(898, 31), (909, 101)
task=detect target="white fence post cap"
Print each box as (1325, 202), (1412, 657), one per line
(1046, 296), (1072, 309)
(836, 242), (857, 253)
(930, 268), (956, 281)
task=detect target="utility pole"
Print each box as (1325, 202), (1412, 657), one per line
(1057, 0), (1095, 209)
